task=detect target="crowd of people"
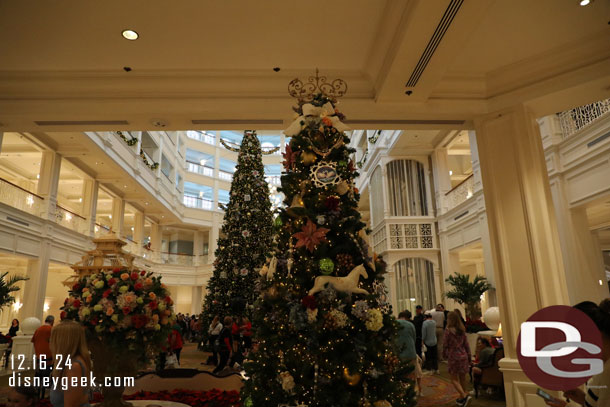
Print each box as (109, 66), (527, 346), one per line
(205, 315), (252, 374)
(396, 303), (490, 407)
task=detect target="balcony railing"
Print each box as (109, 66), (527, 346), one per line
(218, 170), (233, 181)
(183, 195), (213, 210)
(0, 177), (44, 216)
(94, 223), (111, 237)
(372, 219), (436, 254)
(187, 131), (216, 145)
(557, 98), (610, 139)
(186, 161), (214, 177)
(55, 205), (86, 232)
(445, 174), (474, 211)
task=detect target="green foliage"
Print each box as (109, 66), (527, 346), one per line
(0, 272), (28, 309)
(201, 131), (274, 331)
(242, 95), (416, 407)
(445, 273), (492, 320)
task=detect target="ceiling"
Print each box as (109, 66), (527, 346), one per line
(0, 0), (608, 132)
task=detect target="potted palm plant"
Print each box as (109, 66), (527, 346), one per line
(445, 273), (492, 332)
(0, 271), (29, 310)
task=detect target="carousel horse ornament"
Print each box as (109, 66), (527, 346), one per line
(259, 257), (277, 280)
(308, 264), (369, 296)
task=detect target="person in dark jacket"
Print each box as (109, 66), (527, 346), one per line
(413, 305), (424, 357)
(213, 316), (233, 374)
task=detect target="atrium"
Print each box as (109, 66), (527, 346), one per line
(0, 1), (609, 407)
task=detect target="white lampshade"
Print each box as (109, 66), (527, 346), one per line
(483, 306), (501, 331)
(21, 317), (42, 335)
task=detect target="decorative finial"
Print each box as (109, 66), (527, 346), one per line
(288, 68), (348, 103)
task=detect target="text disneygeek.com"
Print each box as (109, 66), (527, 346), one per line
(10, 373), (135, 391)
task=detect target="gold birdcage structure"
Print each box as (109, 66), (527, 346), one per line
(63, 234), (136, 287)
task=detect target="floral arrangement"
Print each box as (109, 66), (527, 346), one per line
(61, 268), (175, 365)
(465, 317), (489, 333)
(139, 148), (160, 171)
(117, 131), (138, 146)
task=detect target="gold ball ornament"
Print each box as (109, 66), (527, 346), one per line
(335, 180), (350, 195)
(373, 401), (391, 407)
(301, 151), (317, 165)
(343, 367), (362, 386)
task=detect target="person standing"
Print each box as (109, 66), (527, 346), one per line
(213, 316), (233, 374)
(31, 315), (54, 399)
(207, 315), (223, 365)
(443, 311), (472, 407)
(169, 324), (184, 365)
(4, 319), (19, 369)
(396, 310), (422, 396)
(413, 305), (424, 358)
(422, 313), (438, 374)
(49, 320), (92, 407)
(430, 304), (446, 361)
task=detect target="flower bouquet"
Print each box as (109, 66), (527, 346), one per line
(61, 268), (175, 407)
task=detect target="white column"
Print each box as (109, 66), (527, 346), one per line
(478, 212), (497, 307)
(37, 151), (62, 220)
(431, 147), (452, 213)
(111, 197), (124, 235)
(385, 267), (398, 317)
(150, 222), (162, 262)
(0, 132), (4, 153)
(432, 263), (443, 308)
(380, 163), (391, 219)
(20, 245), (51, 321)
(193, 230), (203, 266)
(208, 213), (220, 264)
(474, 104), (570, 407)
(134, 211), (145, 256)
(191, 286), (203, 315)
(81, 179), (98, 236)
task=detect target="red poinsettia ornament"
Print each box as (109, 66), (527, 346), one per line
(293, 220), (329, 252)
(282, 144), (299, 171)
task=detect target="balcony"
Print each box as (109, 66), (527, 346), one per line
(445, 174), (474, 212)
(187, 130), (216, 145)
(557, 98), (610, 139)
(372, 218), (436, 255)
(0, 177), (44, 217)
(218, 170), (233, 182)
(186, 161), (214, 177)
(183, 195), (213, 210)
(55, 205), (87, 233)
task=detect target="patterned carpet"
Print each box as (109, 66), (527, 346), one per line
(417, 375), (461, 407)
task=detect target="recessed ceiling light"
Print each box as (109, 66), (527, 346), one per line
(122, 29), (139, 40)
(580, 0), (591, 5)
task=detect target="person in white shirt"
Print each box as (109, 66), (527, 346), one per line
(430, 304), (446, 361)
(207, 315), (223, 365)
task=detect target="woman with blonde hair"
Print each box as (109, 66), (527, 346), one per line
(49, 320), (91, 407)
(443, 311), (472, 406)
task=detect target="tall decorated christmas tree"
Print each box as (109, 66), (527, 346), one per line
(202, 130), (274, 325)
(242, 73), (415, 407)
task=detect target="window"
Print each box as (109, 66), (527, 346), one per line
(386, 159), (428, 216)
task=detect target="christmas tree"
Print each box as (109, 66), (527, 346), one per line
(242, 74), (415, 407)
(201, 130), (274, 326)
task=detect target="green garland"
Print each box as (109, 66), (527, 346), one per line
(117, 131), (138, 146)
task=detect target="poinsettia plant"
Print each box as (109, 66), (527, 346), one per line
(60, 268), (175, 367)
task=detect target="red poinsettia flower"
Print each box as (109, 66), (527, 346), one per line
(348, 159), (356, 173)
(324, 196), (340, 211)
(282, 144), (299, 171)
(301, 295), (317, 310)
(122, 306), (131, 315)
(108, 278), (117, 286)
(73, 299), (81, 308)
(130, 272), (139, 281)
(102, 289), (112, 298)
(293, 220), (329, 252)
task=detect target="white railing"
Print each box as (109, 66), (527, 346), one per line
(372, 219), (436, 253)
(94, 223), (112, 238)
(218, 170), (233, 181)
(183, 195), (213, 210)
(0, 178), (44, 216)
(122, 238), (140, 255)
(445, 175), (474, 212)
(557, 98), (610, 139)
(55, 205), (87, 233)
(187, 130), (216, 145)
(186, 161), (214, 177)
